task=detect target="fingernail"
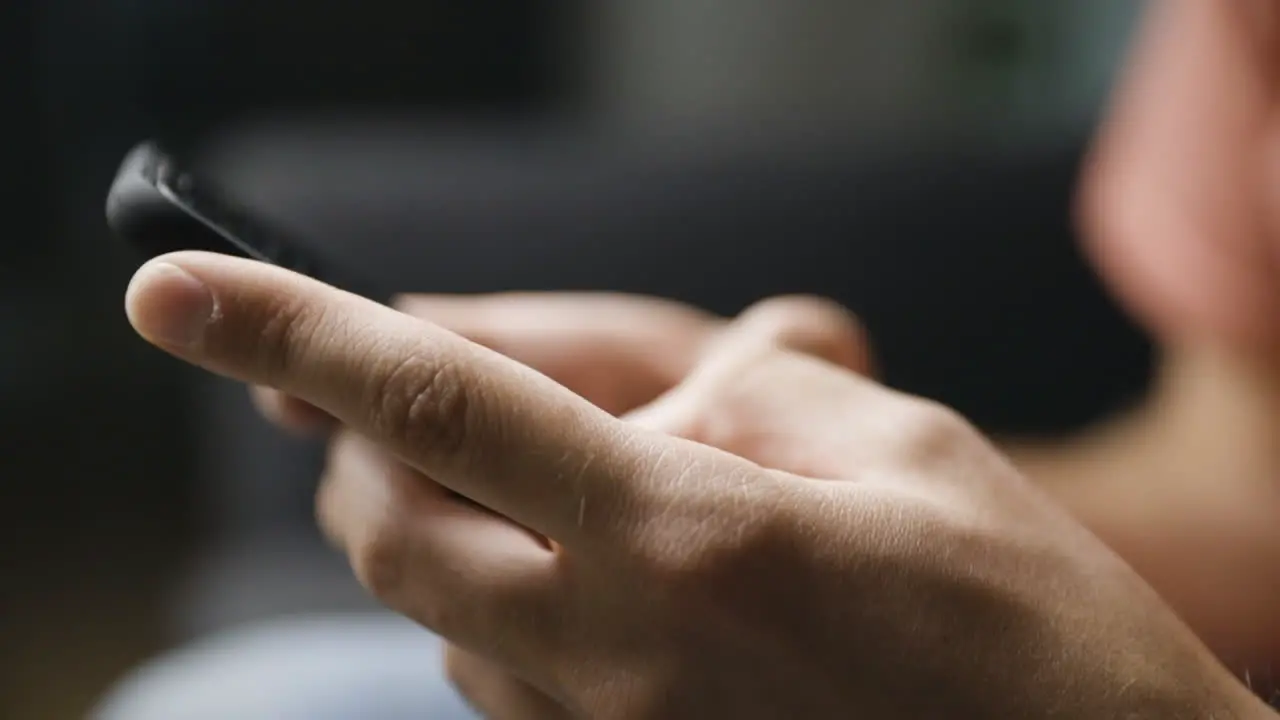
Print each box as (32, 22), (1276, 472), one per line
(125, 261), (216, 348)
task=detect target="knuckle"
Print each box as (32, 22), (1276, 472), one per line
(415, 582), (527, 645)
(630, 395), (710, 445)
(736, 295), (865, 365)
(893, 398), (979, 458)
(415, 593), (468, 644)
(415, 564), (540, 643)
(631, 472), (795, 606)
(312, 473), (342, 544)
(349, 515), (413, 601)
(742, 293), (860, 338)
(366, 355), (477, 459)
(673, 400), (742, 453)
(650, 525), (789, 617)
(389, 293), (416, 313)
(442, 646), (474, 695)
(740, 294), (841, 328)
(668, 354), (784, 451)
(251, 297), (313, 381)
(249, 295), (329, 385)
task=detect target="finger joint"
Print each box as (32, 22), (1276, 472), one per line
(367, 354), (478, 465)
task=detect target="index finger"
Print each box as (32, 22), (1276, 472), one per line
(124, 252), (672, 543)
(251, 291), (718, 432)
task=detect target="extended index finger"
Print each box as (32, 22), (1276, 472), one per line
(125, 252), (668, 543)
(252, 292), (718, 432)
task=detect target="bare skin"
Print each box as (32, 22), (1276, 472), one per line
(124, 258), (1268, 718)
(243, 9), (1280, 684)
(254, 291), (1280, 682)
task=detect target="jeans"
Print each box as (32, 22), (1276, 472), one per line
(92, 613), (479, 720)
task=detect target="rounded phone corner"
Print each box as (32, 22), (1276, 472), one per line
(105, 140), (190, 260)
(106, 141), (164, 214)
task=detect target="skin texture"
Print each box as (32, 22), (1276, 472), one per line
(124, 255), (1268, 719)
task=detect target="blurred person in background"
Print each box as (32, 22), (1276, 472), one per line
(95, 1), (1280, 718)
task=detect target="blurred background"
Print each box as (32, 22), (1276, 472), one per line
(2, 1), (1147, 717)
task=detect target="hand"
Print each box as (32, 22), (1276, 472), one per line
(255, 290), (870, 717)
(124, 252), (1267, 719)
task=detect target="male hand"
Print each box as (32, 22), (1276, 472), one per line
(125, 252), (1266, 719)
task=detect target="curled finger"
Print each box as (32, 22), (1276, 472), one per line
(444, 644), (572, 720)
(316, 431), (565, 675)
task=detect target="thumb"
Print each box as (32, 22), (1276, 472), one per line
(716, 295), (875, 376)
(627, 296), (880, 476)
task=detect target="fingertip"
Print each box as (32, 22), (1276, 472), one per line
(734, 295), (873, 374)
(124, 260), (218, 349)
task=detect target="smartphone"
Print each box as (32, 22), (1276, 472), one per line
(106, 141), (392, 305)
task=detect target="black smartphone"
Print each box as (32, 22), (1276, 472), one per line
(106, 141), (392, 305)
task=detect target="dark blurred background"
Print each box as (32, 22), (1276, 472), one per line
(2, 2), (1146, 717)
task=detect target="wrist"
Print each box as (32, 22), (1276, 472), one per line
(1074, 618), (1276, 720)
(1007, 342), (1280, 675)
(1217, 678), (1280, 720)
